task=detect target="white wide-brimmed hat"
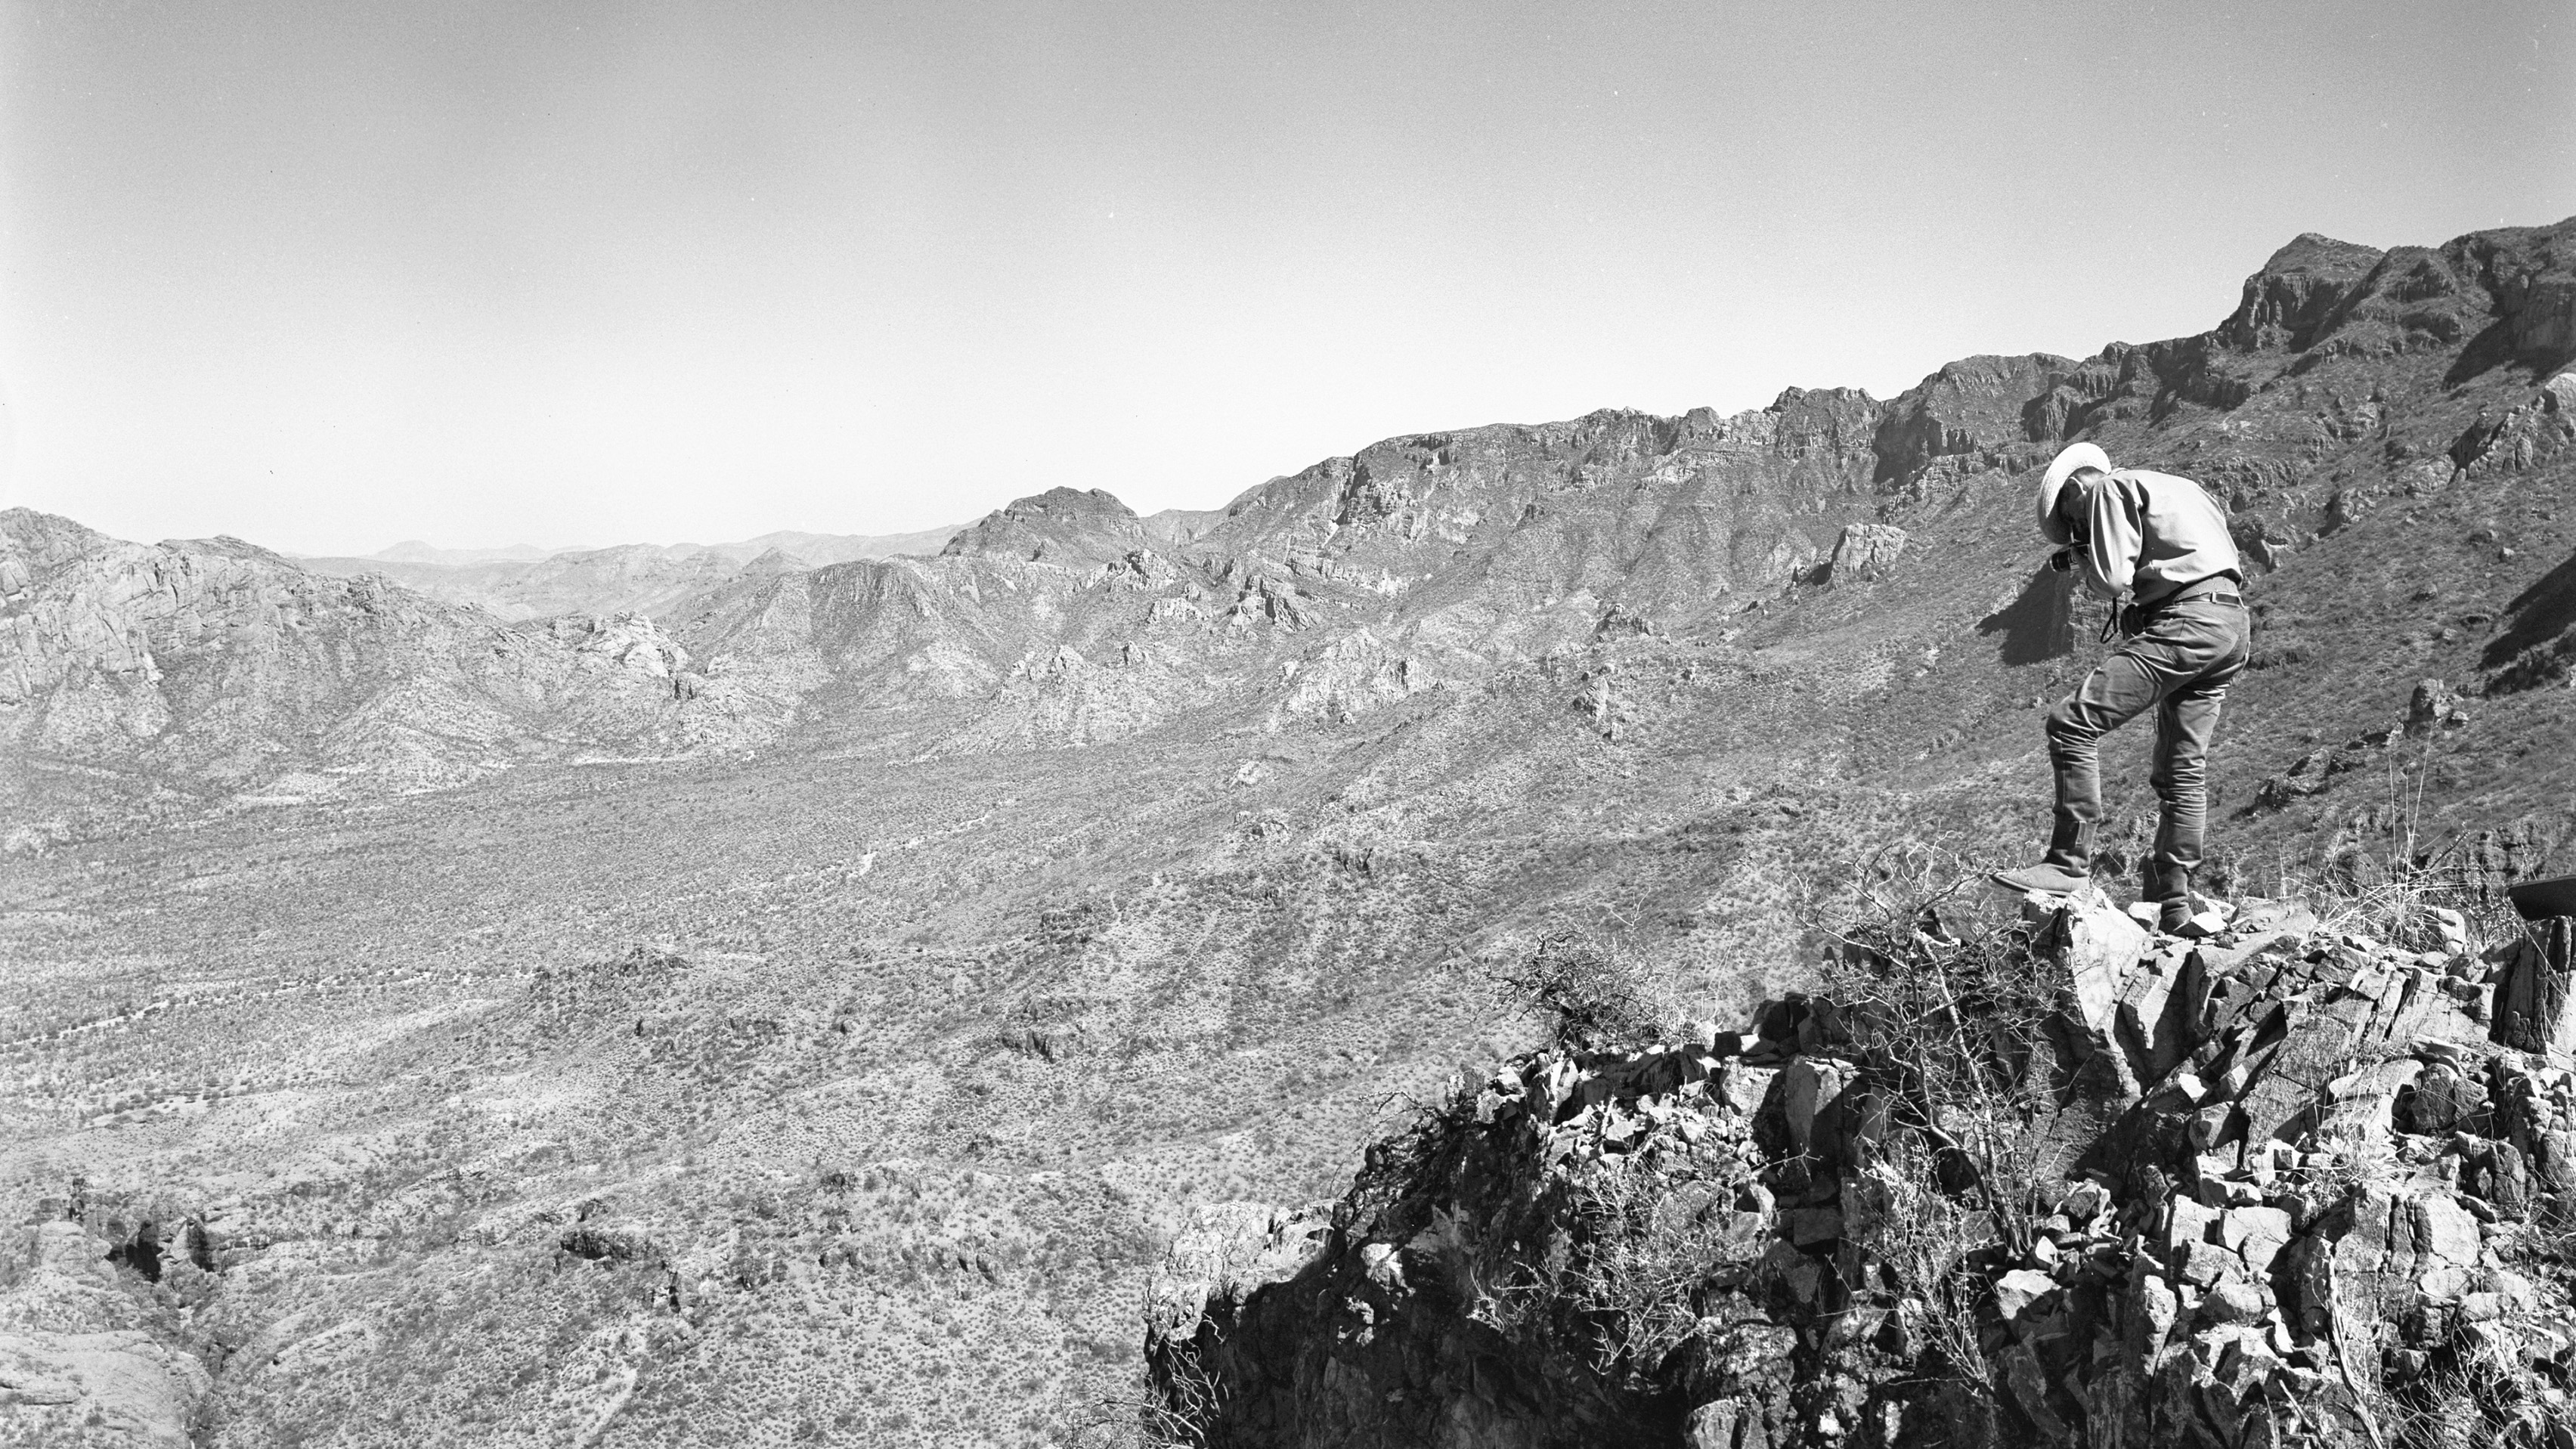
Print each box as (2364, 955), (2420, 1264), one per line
(2036, 442), (2112, 543)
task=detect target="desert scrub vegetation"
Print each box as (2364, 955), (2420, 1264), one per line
(2367, 1339), (2576, 1449)
(1488, 926), (1670, 1054)
(1145, 878), (2099, 1442)
(1815, 849), (2067, 1258)
(1337, 862), (2076, 1401)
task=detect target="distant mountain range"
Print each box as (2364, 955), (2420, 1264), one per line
(287, 515), (1237, 621)
(287, 525), (972, 620)
(6, 217), (2572, 846)
(343, 525), (973, 570)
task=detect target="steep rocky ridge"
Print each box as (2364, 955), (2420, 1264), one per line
(686, 216), (2574, 799)
(1150, 894), (2576, 1447)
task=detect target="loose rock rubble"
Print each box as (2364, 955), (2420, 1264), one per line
(1150, 898), (2576, 1447)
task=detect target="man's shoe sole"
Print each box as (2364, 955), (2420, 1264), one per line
(1989, 870), (2089, 896)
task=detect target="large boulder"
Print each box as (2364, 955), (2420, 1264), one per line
(1824, 524), (1908, 586)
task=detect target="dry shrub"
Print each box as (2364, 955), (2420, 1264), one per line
(1491, 928), (1667, 1054)
(1083, 1350), (1222, 1449)
(1447, 1148), (1737, 1392)
(2297, 745), (2542, 954)
(1857, 1132), (1999, 1395)
(1552, 1155), (1736, 1385)
(1819, 850), (2062, 1260)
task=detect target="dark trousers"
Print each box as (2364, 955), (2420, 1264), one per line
(2042, 595), (2251, 903)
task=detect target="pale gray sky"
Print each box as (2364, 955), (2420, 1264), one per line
(2, 0), (2568, 554)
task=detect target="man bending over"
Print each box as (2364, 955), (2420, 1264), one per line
(1993, 442), (2250, 933)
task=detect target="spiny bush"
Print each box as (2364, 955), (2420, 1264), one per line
(1489, 927), (1665, 1054)
(1817, 849), (2064, 1261)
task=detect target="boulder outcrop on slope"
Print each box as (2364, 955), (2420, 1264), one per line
(1149, 896), (2576, 1447)
(0, 1221), (209, 1446)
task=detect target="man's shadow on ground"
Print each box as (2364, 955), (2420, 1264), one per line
(2485, 548), (2576, 682)
(1977, 564), (2078, 666)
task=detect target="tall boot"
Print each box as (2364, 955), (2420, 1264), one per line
(1994, 802), (2096, 897)
(2150, 864), (2194, 934)
(2042, 813), (2093, 875)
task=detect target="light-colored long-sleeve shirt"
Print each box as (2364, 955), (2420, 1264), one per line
(2074, 469), (2242, 604)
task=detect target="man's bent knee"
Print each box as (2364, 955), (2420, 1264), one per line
(2045, 699), (2102, 748)
(2151, 742), (2207, 798)
(2153, 766), (2206, 803)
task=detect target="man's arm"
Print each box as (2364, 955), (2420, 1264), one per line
(2082, 476), (2142, 598)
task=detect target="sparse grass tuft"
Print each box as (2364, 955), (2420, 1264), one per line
(2369, 1343), (2576, 1449)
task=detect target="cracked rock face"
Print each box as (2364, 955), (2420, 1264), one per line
(1150, 897), (2576, 1448)
(0, 1222), (210, 1447)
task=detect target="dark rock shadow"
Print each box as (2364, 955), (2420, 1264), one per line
(2443, 318), (2524, 388)
(2483, 549), (2576, 671)
(1977, 565), (2076, 665)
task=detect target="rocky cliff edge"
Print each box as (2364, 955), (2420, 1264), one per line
(1149, 890), (2576, 1447)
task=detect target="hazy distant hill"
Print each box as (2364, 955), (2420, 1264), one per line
(1, 217), (2571, 1448)
(723, 525), (967, 565)
(370, 540), (571, 564)
(296, 525), (974, 621)
(351, 524), (968, 569)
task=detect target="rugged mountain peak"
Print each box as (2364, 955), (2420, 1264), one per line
(1, 521), (748, 806)
(2217, 232), (2385, 351)
(1874, 354), (2070, 485)
(738, 547), (811, 574)
(156, 535), (295, 566)
(0, 507), (119, 575)
(2205, 217), (2576, 380)
(1667, 389), (1884, 481)
(941, 485), (1153, 566)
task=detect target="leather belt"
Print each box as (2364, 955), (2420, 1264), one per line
(2117, 577), (2244, 638)
(2149, 576), (2246, 609)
